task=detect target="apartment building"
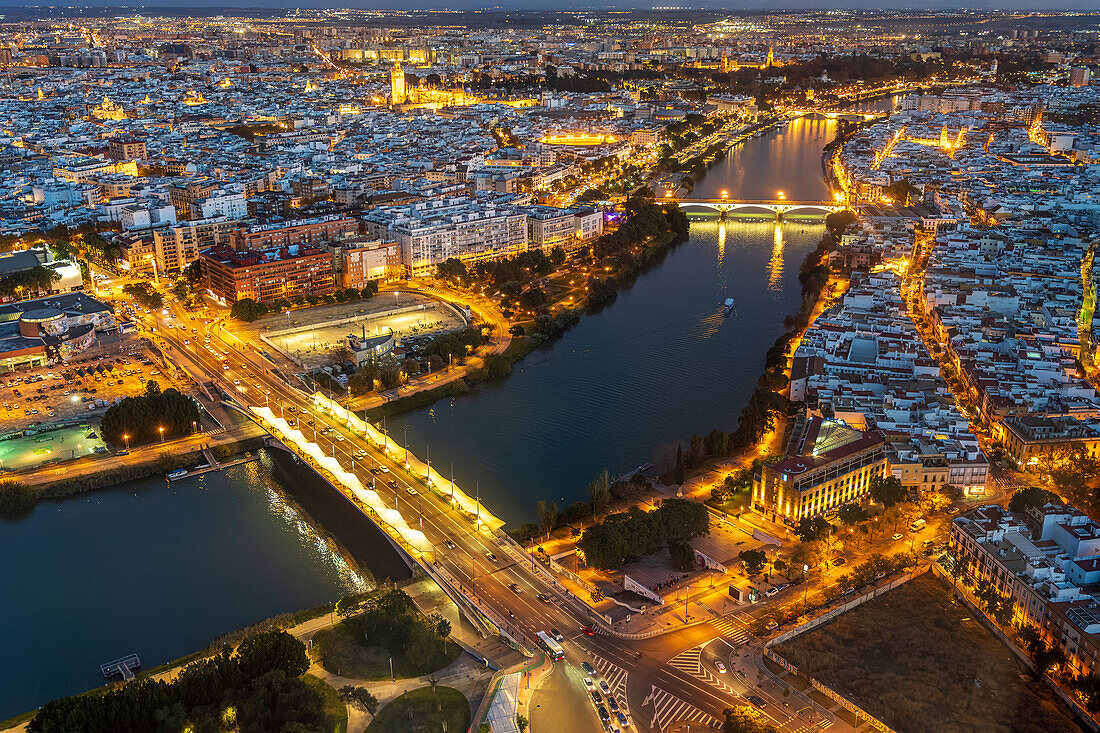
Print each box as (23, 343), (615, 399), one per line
(200, 243), (336, 304)
(361, 197), (528, 277)
(108, 137), (147, 161)
(753, 416), (888, 522)
(525, 206), (576, 251)
(952, 503), (1100, 679)
(1000, 416), (1100, 466)
(338, 239), (402, 287)
(231, 214), (359, 251)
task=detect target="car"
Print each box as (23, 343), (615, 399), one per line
(590, 690), (602, 705)
(508, 583), (523, 594)
(536, 593), (551, 604)
(581, 661), (595, 675)
(764, 587), (778, 597)
(583, 677), (596, 691)
(406, 487), (417, 495)
(832, 557), (847, 566)
(774, 583), (788, 592)
(891, 532), (903, 541)
(715, 661), (727, 673)
(550, 628), (563, 641)
(115, 450), (129, 456)
(599, 680), (610, 695)
(380, 466), (390, 473)
(581, 626), (595, 636)
(444, 539), (457, 550)
(765, 620), (778, 631)
(597, 706), (610, 724)
(617, 712), (630, 729)
(747, 695), (767, 709)
(608, 697), (620, 713)
(485, 552), (498, 563)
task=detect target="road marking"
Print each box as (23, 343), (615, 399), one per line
(710, 614), (753, 644)
(641, 684), (718, 732)
(667, 645), (736, 694)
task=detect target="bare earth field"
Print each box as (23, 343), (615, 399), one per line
(773, 572), (1084, 733)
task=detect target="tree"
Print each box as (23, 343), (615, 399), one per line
(516, 714), (529, 732)
(869, 474), (907, 508)
(721, 704), (780, 733)
(794, 516), (831, 543)
(335, 594), (360, 618)
(1008, 485), (1056, 513)
(234, 630), (309, 681)
(123, 281), (164, 310)
(670, 540), (696, 571)
(0, 480), (36, 519)
(338, 686), (379, 716)
(536, 500), (558, 540)
(837, 502), (867, 526)
(658, 498), (710, 544)
(739, 548), (767, 574)
(673, 444), (685, 485)
(231, 297), (267, 322)
(588, 470), (611, 519)
(938, 483), (963, 502)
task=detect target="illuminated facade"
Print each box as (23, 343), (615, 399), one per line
(753, 416), (887, 521)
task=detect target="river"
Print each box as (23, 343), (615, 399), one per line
(1, 100), (896, 717)
(0, 449), (408, 718)
(385, 113), (873, 525)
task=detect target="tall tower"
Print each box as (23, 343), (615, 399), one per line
(766, 45), (774, 68)
(721, 48), (729, 73)
(390, 60), (406, 105)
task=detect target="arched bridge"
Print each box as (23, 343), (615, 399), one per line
(676, 198), (845, 218)
(786, 109), (885, 121)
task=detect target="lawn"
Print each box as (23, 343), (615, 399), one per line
(310, 620), (462, 680)
(304, 674), (348, 733)
(365, 686), (470, 733)
(773, 572), (1084, 733)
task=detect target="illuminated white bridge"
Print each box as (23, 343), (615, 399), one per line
(676, 198), (846, 218)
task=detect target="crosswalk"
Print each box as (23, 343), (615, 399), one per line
(667, 645), (737, 694)
(709, 614), (753, 644)
(592, 655), (629, 704)
(639, 683), (719, 732)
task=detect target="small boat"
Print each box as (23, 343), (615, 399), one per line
(167, 469), (188, 480)
(724, 298), (736, 314)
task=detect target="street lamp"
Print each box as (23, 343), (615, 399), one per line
(123, 434), (129, 450)
(158, 426), (164, 443)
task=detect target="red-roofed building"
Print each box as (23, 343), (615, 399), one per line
(752, 416), (887, 522)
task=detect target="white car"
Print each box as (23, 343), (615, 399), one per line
(715, 661), (727, 673)
(583, 677), (595, 692)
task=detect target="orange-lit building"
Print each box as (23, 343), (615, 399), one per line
(230, 214), (359, 251)
(200, 243), (335, 304)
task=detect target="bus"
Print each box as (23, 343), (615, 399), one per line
(536, 631), (565, 661)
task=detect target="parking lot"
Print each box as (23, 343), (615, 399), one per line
(0, 343), (175, 437)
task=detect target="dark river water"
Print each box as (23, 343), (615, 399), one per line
(385, 114), (859, 525)
(0, 97), (900, 717)
(0, 450), (407, 717)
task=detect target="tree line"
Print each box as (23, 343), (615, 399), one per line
(230, 281), (379, 323)
(29, 630), (331, 733)
(577, 498), (710, 572)
(310, 587), (452, 677)
(100, 381), (201, 447)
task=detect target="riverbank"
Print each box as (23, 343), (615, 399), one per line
(10, 424), (266, 505)
(365, 223), (687, 422)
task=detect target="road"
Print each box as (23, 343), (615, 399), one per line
(123, 295), (859, 733)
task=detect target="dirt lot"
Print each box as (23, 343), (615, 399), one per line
(773, 572), (1084, 733)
